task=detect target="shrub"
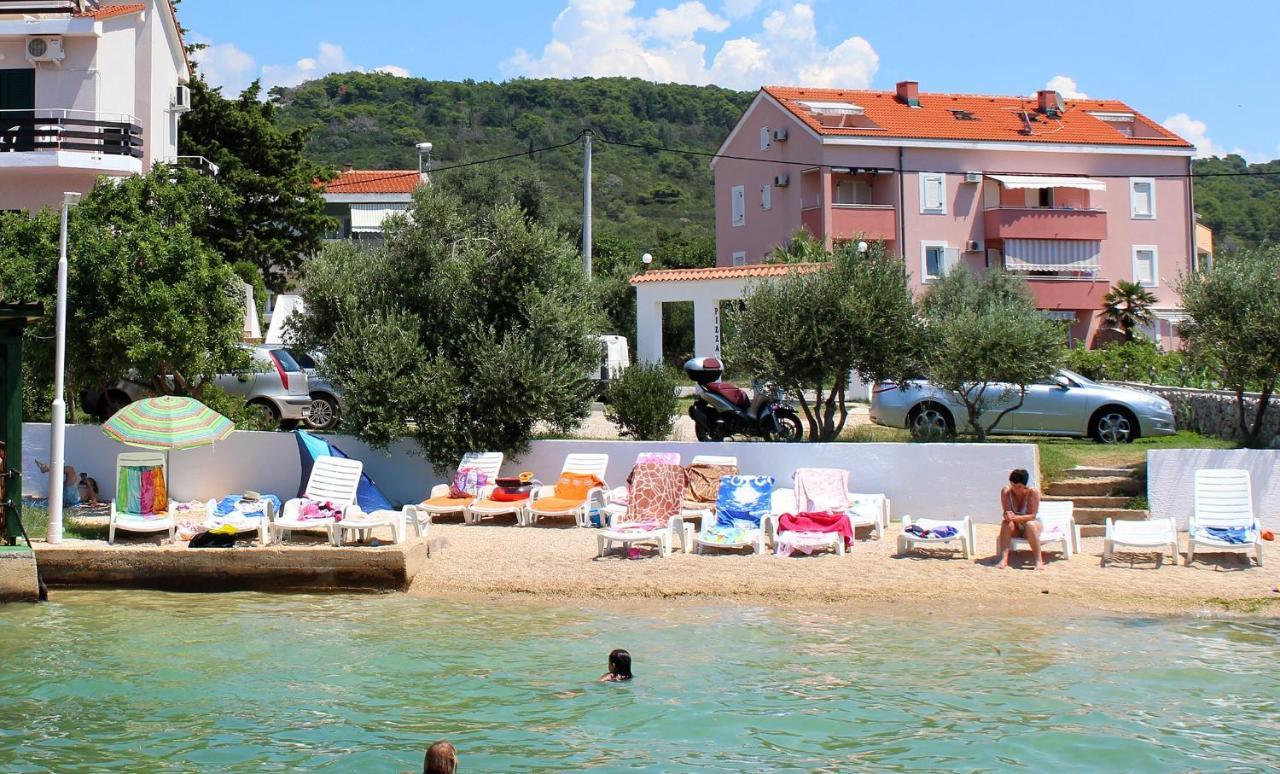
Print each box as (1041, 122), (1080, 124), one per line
(200, 385), (278, 432)
(604, 363), (679, 440)
(1065, 341), (1189, 384)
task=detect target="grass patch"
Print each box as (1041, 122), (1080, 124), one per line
(15, 505), (109, 542)
(1207, 596), (1280, 615)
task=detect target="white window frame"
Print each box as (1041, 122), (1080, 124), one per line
(919, 172), (947, 215)
(1129, 177), (1156, 219)
(731, 185), (745, 227)
(1132, 245), (1159, 287)
(761, 183), (772, 211)
(921, 240), (949, 282)
(760, 126), (771, 151)
(731, 251), (747, 267)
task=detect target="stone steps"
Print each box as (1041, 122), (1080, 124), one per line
(1043, 494), (1132, 509)
(1062, 466), (1140, 479)
(1073, 508), (1149, 525)
(1045, 477), (1143, 497)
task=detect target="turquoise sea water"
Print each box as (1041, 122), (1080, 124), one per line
(2, 591), (1279, 771)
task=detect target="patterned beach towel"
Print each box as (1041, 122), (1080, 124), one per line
(793, 468), (850, 513)
(117, 465), (169, 517)
(621, 463), (685, 527)
(713, 475), (774, 529)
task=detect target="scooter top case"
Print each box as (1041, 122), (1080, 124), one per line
(683, 356), (723, 384)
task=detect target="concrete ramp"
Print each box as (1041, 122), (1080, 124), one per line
(0, 546), (40, 603)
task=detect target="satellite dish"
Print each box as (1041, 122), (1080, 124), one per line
(1052, 92), (1066, 115)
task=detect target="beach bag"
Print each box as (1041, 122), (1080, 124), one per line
(189, 531), (236, 548)
(624, 463), (685, 526)
(684, 463), (737, 504)
(448, 467), (489, 499)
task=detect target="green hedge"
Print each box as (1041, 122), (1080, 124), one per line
(604, 363), (679, 440)
(1065, 341), (1217, 388)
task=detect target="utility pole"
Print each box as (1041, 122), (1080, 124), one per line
(48, 192), (80, 544)
(582, 129), (593, 279)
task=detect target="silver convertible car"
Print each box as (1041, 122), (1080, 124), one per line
(869, 369), (1176, 444)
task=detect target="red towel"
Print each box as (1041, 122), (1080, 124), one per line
(778, 512), (854, 548)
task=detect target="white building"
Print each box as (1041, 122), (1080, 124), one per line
(321, 167), (423, 240)
(0, 0), (191, 212)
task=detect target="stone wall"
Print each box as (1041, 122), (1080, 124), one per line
(1109, 382), (1279, 446)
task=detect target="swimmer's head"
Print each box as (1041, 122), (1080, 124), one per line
(608, 648), (632, 680)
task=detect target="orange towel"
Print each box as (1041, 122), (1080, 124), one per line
(421, 495), (473, 509)
(470, 497), (522, 512)
(530, 473), (604, 513)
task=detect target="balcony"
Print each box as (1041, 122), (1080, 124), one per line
(801, 204), (897, 242)
(1018, 273), (1111, 309)
(984, 207), (1107, 241)
(0, 109), (143, 174)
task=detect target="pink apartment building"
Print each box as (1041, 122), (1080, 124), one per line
(712, 81), (1197, 348)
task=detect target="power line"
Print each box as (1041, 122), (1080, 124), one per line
(326, 135), (585, 189)
(594, 136), (1280, 180)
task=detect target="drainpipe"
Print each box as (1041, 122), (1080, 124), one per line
(897, 146), (907, 266)
(1186, 155), (1197, 272)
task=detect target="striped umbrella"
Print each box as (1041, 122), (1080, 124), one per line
(102, 396), (234, 451)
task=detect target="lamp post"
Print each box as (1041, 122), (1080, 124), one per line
(416, 142), (433, 185)
(47, 191), (80, 545)
(641, 252), (653, 269)
(857, 240), (869, 254)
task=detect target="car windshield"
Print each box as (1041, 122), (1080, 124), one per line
(1059, 368), (1096, 387)
(270, 349), (303, 372)
(289, 350), (317, 370)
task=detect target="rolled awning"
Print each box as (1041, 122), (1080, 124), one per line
(350, 202), (409, 232)
(1004, 239), (1101, 272)
(988, 174), (1106, 191)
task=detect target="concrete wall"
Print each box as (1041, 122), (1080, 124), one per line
(1147, 449), (1280, 530)
(21, 424), (1037, 523)
(1111, 382), (1280, 446)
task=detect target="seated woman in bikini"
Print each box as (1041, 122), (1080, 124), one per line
(994, 468), (1043, 569)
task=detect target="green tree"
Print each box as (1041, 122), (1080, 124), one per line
(1102, 280), (1157, 343)
(291, 183), (599, 468)
(724, 241), (920, 441)
(1178, 247), (1280, 448)
(179, 78), (335, 291)
(605, 363), (679, 440)
(919, 269), (1064, 441)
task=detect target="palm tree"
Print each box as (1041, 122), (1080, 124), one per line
(1102, 281), (1158, 342)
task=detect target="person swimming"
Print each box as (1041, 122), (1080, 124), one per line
(599, 648), (633, 682)
(423, 740), (458, 774)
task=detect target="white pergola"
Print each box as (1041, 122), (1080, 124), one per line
(630, 263), (822, 364)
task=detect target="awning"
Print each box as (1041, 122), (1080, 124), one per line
(988, 174), (1107, 192)
(350, 202), (409, 232)
(1004, 239), (1101, 272)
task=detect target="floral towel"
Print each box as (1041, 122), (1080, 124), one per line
(714, 475), (774, 529)
(297, 499), (344, 521)
(611, 520), (660, 534)
(793, 468), (850, 513)
(448, 466), (489, 499)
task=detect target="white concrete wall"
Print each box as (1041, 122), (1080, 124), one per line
(1147, 449), (1280, 530)
(21, 424), (1037, 523)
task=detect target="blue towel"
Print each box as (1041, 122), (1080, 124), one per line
(1203, 526), (1250, 544)
(213, 494), (283, 519)
(715, 475), (774, 529)
(906, 524), (958, 539)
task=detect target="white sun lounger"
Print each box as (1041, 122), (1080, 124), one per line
(769, 488), (844, 556)
(1187, 469), (1263, 567)
(399, 451), (503, 533)
(109, 452), (177, 544)
(270, 456), (364, 545)
(523, 453), (610, 527)
(1102, 517), (1179, 566)
(1010, 500), (1079, 560)
(898, 516), (974, 559)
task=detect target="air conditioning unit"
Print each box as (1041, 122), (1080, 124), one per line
(772, 128), (788, 142)
(963, 171), (983, 184)
(172, 84), (193, 113)
(26, 37), (65, 64)
(965, 240), (984, 253)
(774, 174), (790, 187)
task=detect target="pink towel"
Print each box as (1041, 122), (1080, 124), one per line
(793, 468), (850, 513)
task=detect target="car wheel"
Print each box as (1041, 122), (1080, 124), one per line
(247, 399), (280, 428)
(1091, 407), (1137, 444)
(908, 403), (954, 441)
(306, 393), (340, 431)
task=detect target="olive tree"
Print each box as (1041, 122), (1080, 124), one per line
(724, 240), (920, 441)
(292, 183), (599, 468)
(1178, 247), (1280, 448)
(919, 269), (1064, 441)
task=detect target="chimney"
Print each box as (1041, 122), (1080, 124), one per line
(341, 162), (354, 173)
(1037, 89), (1063, 116)
(895, 80), (919, 107)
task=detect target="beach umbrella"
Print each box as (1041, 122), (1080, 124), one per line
(102, 396), (235, 500)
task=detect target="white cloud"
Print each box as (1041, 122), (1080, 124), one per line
(1043, 75), (1087, 99)
(1161, 112), (1266, 162)
(503, 0), (878, 91)
(191, 38), (258, 95)
(191, 36), (411, 96)
(375, 65), (412, 78)
(260, 42), (360, 92)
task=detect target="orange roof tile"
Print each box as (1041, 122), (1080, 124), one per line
(630, 263), (824, 285)
(763, 86), (1191, 149)
(322, 170), (421, 194)
(75, 2), (144, 20)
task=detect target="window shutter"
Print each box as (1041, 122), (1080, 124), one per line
(760, 127), (771, 151)
(921, 173), (946, 213)
(731, 185), (745, 226)
(761, 183), (772, 210)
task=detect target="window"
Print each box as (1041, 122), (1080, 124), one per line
(1132, 245), (1158, 287)
(761, 183), (772, 211)
(1038, 188), (1054, 208)
(1130, 178), (1155, 219)
(731, 185), (745, 227)
(732, 251), (747, 266)
(760, 127), (771, 151)
(921, 241), (951, 281)
(834, 178), (872, 205)
(919, 173), (946, 214)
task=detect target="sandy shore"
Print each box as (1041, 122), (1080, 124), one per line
(409, 517), (1280, 617)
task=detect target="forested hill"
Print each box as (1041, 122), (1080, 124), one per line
(270, 73), (753, 243)
(269, 72), (1278, 252)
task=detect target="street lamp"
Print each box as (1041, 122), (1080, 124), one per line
(47, 191), (81, 545)
(641, 252), (653, 269)
(857, 240), (869, 254)
(416, 142), (433, 184)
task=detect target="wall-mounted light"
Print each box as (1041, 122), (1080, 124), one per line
(857, 241), (869, 254)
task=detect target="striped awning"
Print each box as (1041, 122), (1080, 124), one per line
(350, 202), (409, 232)
(1003, 239), (1101, 272)
(988, 174), (1107, 191)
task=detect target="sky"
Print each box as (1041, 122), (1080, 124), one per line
(180, 0), (1280, 162)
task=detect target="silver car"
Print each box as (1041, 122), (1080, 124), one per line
(870, 369), (1175, 443)
(288, 350), (343, 432)
(210, 345), (312, 429)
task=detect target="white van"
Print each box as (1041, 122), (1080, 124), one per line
(592, 335), (630, 393)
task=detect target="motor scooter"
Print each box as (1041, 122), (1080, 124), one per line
(684, 357), (803, 442)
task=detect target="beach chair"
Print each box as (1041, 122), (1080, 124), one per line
(691, 475), (776, 555)
(1187, 469), (1263, 567)
(597, 461), (691, 558)
(784, 467), (890, 541)
(401, 452), (503, 532)
(109, 452), (177, 544)
(898, 516), (975, 559)
(269, 456), (364, 545)
(1102, 517), (1179, 567)
(202, 494), (280, 545)
(680, 454), (738, 527)
(770, 488), (845, 556)
(602, 452), (681, 519)
(523, 453), (610, 527)
(1010, 500), (1079, 560)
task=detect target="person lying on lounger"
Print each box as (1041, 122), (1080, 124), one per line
(994, 468), (1043, 570)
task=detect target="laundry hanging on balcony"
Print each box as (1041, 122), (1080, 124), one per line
(987, 175), (1107, 191)
(349, 203), (410, 232)
(1003, 239), (1102, 272)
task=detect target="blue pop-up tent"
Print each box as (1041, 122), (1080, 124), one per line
(293, 430), (395, 512)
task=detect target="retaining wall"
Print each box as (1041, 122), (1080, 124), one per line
(1110, 382), (1279, 446)
(21, 424), (1037, 524)
(1147, 449), (1280, 530)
